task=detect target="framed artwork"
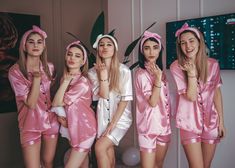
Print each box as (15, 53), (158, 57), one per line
(0, 12), (40, 113)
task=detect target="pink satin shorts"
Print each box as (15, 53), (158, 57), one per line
(180, 128), (220, 145)
(138, 134), (171, 152)
(20, 124), (59, 148)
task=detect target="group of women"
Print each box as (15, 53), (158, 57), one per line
(8, 23), (226, 168)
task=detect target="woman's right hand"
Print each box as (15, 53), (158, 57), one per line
(94, 63), (108, 81)
(57, 116), (68, 128)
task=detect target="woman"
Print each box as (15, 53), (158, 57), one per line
(88, 34), (133, 168)
(134, 31), (171, 168)
(170, 23), (226, 168)
(52, 40), (97, 168)
(8, 25), (59, 168)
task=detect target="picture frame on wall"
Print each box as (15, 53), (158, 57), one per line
(0, 12), (40, 113)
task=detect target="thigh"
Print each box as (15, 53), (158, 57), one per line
(96, 136), (114, 152)
(65, 149), (88, 168)
(140, 151), (156, 168)
(41, 134), (58, 163)
(155, 144), (169, 164)
(183, 142), (203, 168)
(22, 141), (41, 168)
(202, 143), (217, 168)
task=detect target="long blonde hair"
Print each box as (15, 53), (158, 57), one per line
(96, 37), (120, 92)
(17, 32), (54, 80)
(176, 30), (208, 83)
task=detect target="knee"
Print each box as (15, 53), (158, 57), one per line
(156, 162), (163, 168)
(95, 141), (105, 156)
(204, 162), (212, 168)
(41, 157), (53, 168)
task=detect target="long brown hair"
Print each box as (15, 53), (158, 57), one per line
(17, 32), (54, 80)
(176, 30), (208, 83)
(96, 37), (120, 92)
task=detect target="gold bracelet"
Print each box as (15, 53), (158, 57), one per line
(153, 83), (161, 88)
(100, 79), (108, 82)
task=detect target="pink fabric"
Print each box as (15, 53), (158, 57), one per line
(175, 23), (200, 39)
(180, 129), (220, 145)
(140, 31), (162, 53)
(8, 63), (59, 146)
(21, 25), (47, 51)
(66, 40), (87, 65)
(134, 68), (171, 149)
(63, 74), (96, 149)
(139, 134), (171, 152)
(170, 58), (222, 134)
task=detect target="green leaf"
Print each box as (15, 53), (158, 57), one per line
(90, 11), (105, 47)
(129, 61), (139, 70)
(145, 21), (157, 31)
(66, 32), (79, 40)
(124, 36), (141, 57)
(88, 53), (96, 69)
(108, 29), (115, 36)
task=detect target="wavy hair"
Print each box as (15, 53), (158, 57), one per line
(176, 30), (208, 83)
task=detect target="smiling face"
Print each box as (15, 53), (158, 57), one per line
(180, 32), (199, 61)
(65, 46), (84, 72)
(98, 37), (115, 60)
(25, 33), (44, 57)
(143, 39), (161, 63)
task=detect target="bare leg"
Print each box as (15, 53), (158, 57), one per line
(95, 137), (114, 168)
(140, 151), (156, 168)
(65, 149), (88, 168)
(155, 144), (168, 168)
(183, 142), (203, 168)
(107, 147), (115, 168)
(80, 155), (89, 168)
(202, 143), (217, 168)
(41, 135), (58, 168)
(22, 141), (41, 168)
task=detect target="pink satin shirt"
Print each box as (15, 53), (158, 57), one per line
(63, 74), (97, 148)
(170, 58), (222, 134)
(8, 63), (59, 132)
(135, 68), (171, 136)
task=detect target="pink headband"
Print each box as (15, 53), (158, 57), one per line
(22, 25), (47, 51)
(66, 40), (87, 65)
(140, 31), (162, 53)
(175, 23), (200, 39)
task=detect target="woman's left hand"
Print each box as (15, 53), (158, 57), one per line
(218, 123), (226, 139)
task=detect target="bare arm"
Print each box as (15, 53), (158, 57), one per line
(95, 63), (109, 99)
(52, 73), (73, 107)
(25, 72), (41, 109)
(180, 62), (197, 101)
(214, 87), (226, 138)
(146, 62), (162, 107)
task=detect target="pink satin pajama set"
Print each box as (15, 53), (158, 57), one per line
(135, 68), (171, 152)
(8, 63), (59, 148)
(170, 58), (222, 144)
(63, 74), (97, 151)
